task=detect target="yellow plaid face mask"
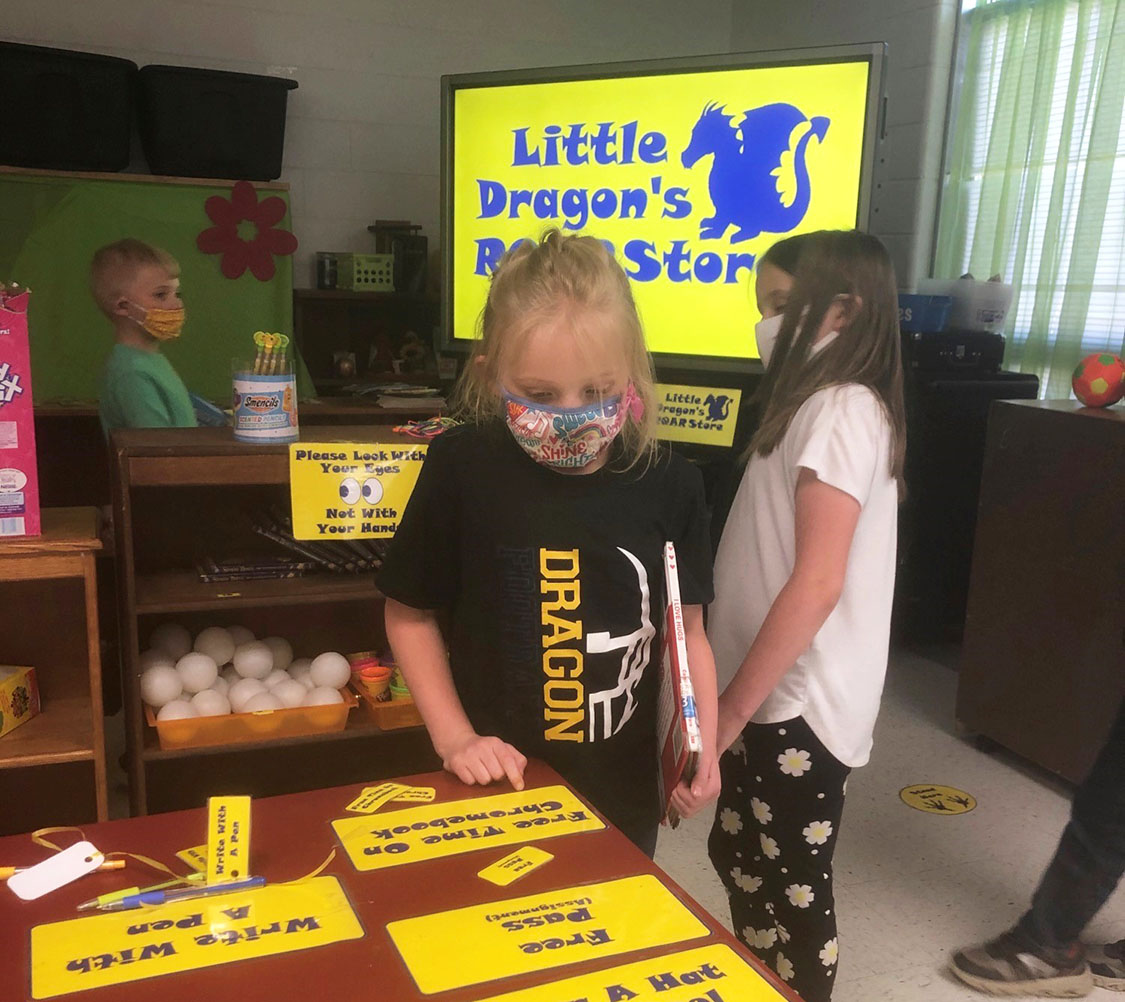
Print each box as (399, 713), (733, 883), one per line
(130, 304), (185, 341)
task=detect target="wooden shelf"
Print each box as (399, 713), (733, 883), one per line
(0, 507), (106, 831)
(135, 570), (382, 614)
(0, 507), (101, 555)
(0, 698), (95, 769)
(113, 429), (425, 815)
(0, 165), (288, 191)
(293, 288), (429, 303)
(140, 711), (403, 761)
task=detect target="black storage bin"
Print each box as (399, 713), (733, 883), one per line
(137, 65), (298, 180)
(0, 41), (135, 171)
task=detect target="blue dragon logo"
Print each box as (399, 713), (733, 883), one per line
(703, 393), (733, 422)
(681, 102), (830, 242)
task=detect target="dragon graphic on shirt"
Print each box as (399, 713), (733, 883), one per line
(539, 544), (656, 744)
(587, 547), (655, 740)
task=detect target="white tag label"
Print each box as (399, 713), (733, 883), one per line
(7, 842), (105, 901)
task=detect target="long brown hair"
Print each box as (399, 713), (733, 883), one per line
(452, 228), (659, 468)
(748, 230), (906, 495)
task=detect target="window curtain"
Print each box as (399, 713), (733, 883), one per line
(935, 0), (1125, 397)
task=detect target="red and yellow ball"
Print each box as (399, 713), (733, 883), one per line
(1072, 352), (1125, 408)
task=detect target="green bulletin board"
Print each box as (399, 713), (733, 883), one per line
(0, 169), (312, 403)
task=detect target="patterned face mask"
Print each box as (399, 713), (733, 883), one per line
(129, 304), (185, 341)
(501, 382), (643, 470)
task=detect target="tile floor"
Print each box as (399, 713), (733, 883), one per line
(654, 648), (1125, 999)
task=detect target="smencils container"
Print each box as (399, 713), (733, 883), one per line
(232, 362), (299, 443)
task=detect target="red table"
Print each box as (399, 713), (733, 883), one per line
(0, 761), (797, 1001)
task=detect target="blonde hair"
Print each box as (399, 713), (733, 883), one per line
(749, 229), (906, 496)
(453, 228), (659, 468)
(90, 238), (180, 318)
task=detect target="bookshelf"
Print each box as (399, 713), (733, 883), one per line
(0, 508), (107, 834)
(111, 427), (438, 815)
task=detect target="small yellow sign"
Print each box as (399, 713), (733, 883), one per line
(345, 782), (409, 814)
(478, 846), (554, 887)
(207, 795), (251, 884)
(393, 786), (437, 803)
(175, 845), (208, 873)
(288, 442), (428, 540)
(332, 785), (604, 872)
(900, 784), (977, 815)
(655, 383), (742, 447)
(30, 876), (364, 999)
(387, 875), (709, 995)
(473, 944), (786, 1002)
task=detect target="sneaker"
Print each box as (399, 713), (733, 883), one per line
(1088, 938), (1125, 991)
(950, 929), (1093, 997)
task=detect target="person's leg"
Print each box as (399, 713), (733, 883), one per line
(950, 699), (1125, 996)
(711, 718), (850, 1002)
(624, 822), (659, 860)
(709, 725), (778, 956)
(757, 717), (849, 1002)
(1017, 699), (1125, 949)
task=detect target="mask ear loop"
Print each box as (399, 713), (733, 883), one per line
(623, 382), (645, 422)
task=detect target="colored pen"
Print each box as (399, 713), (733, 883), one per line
(1, 860), (126, 880)
(100, 875), (266, 911)
(77, 872), (205, 912)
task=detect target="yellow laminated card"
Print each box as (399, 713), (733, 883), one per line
(473, 944), (787, 1002)
(207, 795), (251, 884)
(388, 874), (708, 995)
(345, 782), (409, 814)
(332, 785), (604, 871)
(655, 383), (742, 447)
(394, 785), (437, 803)
(289, 442), (428, 540)
(478, 846), (554, 887)
(30, 876), (364, 999)
(175, 845), (208, 873)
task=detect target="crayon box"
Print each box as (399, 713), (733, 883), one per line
(0, 289), (40, 537)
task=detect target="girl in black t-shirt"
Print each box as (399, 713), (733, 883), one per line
(378, 229), (721, 855)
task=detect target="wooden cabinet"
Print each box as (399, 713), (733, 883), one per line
(0, 508), (107, 834)
(111, 427), (438, 816)
(292, 288), (438, 394)
(957, 400), (1125, 782)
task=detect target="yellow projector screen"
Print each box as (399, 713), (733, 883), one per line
(446, 54), (876, 362)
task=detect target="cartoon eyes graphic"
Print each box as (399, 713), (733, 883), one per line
(339, 478), (361, 504)
(339, 477), (383, 506)
(361, 478), (384, 505)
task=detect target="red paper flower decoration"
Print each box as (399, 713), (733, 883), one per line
(197, 180), (298, 281)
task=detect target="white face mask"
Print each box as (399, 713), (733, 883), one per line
(754, 313), (784, 368)
(755, 306), (841, 368)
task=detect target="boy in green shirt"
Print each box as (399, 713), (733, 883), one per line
(92, 239), (197, 435)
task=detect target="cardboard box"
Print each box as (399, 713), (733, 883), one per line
(0, 289), (41, 537)
(0, 665), (41, 739)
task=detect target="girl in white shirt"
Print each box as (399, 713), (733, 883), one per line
(707, 230), (906, 1002)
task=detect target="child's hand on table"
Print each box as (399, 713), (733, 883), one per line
(439, 731), (528, 791)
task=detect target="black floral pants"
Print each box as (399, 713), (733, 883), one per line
(708, 716), (850, 1002)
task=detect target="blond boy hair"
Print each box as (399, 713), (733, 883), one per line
(90, 239), (180, 319)
(454, 228), (659, 468)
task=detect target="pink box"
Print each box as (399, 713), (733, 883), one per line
(0, 290), (40, 537)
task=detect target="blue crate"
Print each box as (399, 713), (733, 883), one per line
(898, 294), (953, 333)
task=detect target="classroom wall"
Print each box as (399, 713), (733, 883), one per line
(4, 0), (735, 287)
(7, 0), (957, 290)
(731, 0), (960, 288)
